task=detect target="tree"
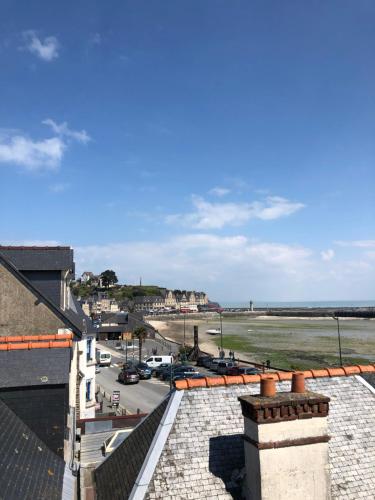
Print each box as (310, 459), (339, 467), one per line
(133, 326), (147, 362)
(100, 270), (118, 288)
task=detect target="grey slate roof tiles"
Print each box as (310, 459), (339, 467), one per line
(143, 376), (375, 500)
(0, 246), (74, 271)
(0, 399), (65, 500)
(0, 348), (71, 388)
(95, 395), (170, 500)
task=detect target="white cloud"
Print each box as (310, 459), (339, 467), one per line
(23, 31), (59, 61)
(209, 187), (231, 197)
(73, 233), (375, 301)
(43, 119), (91, 144)
(321, 249), (335, 261)
(0, 119), (90, 171)
(0, 134), (64, 170)
(335, 240), (375, 249)
(166, 195), (305, 229)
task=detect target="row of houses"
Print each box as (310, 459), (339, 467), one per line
(80, 288), (209, 315)
(133, 289), (209, 312)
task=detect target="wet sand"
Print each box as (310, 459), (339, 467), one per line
(148, 316), (375, 369)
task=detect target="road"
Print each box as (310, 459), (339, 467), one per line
(96, 359), (171, 414)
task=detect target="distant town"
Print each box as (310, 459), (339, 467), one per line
(73, 269), (217, 316)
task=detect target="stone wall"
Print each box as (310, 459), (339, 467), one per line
(0, 264), (65, 336)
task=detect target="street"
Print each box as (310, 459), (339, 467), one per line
(96, 357), (171, 414)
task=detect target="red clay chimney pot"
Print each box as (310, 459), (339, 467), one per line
(261, 377), (276, 397)
(292, 372), (305, 393)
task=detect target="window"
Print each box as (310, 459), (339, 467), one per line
(155, 357), (162, 362)
(86, 379), (92, 402)
(87, 336), (93, 361)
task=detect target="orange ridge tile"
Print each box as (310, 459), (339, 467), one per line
(206, 376), (226, 387)
(357, 365), (375, 373)
(223, 375), (245, 385)
(343, 366), (361, 375)
(327, 367), (346, 377)
(186, 378), (207, 389)
(175, 380), (188, 390)
(311, 369), (330, 378)
(242, 374), (261, 384)
(260, 373), (279, 381)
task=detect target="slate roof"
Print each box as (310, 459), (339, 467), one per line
(0, 347), (71, 388)
(140, 375), (375, 500)
(0, 252), (83, 337)
(0, 246), (74, 271)
(0, 398), (65, 500)
(95, 395), (170, 500)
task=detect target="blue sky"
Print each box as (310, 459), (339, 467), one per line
(1, 1), (374, 302)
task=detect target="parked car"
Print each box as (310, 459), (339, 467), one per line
(118, 368), (140, 384)
(173, 373), (206, 382)
(202, 356), (214, 368)
(196, 355), (212, 367)
(154, 363), (172, 378)
(161, 365), (198, 381)
(145, 355), (174, 369)
(208, 358), (221, 371)
(217, 361), (238, 375)
(226, 366), (261, 376)
(135, 362), (152, 380)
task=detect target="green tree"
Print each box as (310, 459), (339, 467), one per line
(133, 326), (147, 362)
(100, 269), (118, 288)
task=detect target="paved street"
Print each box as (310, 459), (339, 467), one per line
(96, 362), (171, 414)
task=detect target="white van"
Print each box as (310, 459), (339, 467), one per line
(145, 355), (173, 368)
(96, 350), (112, 366)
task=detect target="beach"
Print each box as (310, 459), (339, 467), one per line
(148, 315), (375, 370)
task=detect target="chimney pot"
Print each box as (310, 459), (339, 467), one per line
(291, 372), (305, 393)
(261, 377), (276, 397)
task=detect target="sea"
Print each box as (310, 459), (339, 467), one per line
(221, 300), (375, 309)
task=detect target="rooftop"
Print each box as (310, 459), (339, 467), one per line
(95, 365), (375, 500)
(0, 246), (74, 271)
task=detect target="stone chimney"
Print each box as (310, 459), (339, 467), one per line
(238, 373), (331, 500)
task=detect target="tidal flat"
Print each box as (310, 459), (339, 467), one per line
(149, 315), (375, 370)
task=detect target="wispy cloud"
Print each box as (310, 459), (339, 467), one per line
(0, 134), (64, 171)
(73, 233), (375, 301)
(335, 240), (375, 249)
(321, 249), (335, 261)
(209, 187), (231, 197)
(43, 119), (91, 144)
(166, 195), (305, 229)
(23, 31), (59, 61)
(0, 119), (90, 171)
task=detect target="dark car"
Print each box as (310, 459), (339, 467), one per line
(196, 355), (213, 367)
(202, 356), (214, 368)
(153, 363), (172, 378)
(135, 362), (152, 380)
(162, 365), (197, 381)
(118, 368), (140, 384)
(226, 366), (261, 376)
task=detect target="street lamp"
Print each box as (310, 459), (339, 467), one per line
(333, 316), (343, 366)
(219, 311), (224, 358)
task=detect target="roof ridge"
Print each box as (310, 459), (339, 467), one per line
(175, 364), (375, 390)
(0, 333), (73, 342)
(0, 340), (72, 350)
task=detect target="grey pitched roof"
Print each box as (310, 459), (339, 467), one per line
(95, 395), (170, 500)
(134, 296), (164, 304)
(121, 375), (375, 500)
(0, 348), (71, 388)
(0, 252), (82, 337)
(0, 398), (65, 500)
(0, 246), (74, 271)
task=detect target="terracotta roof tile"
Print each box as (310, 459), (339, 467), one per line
(0, 333), (73, 342)
(174, 365), (375, 390)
